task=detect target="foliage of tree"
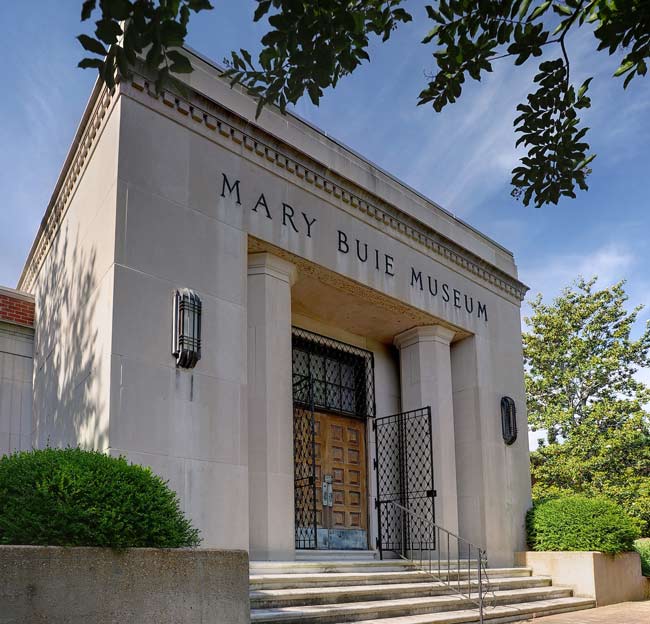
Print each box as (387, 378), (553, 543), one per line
(76, 1), (649, 209)
(526, 494), (640, 553)
(524, 278), (650, 535)
(0, 448), (200, 547)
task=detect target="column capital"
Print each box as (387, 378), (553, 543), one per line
(393, 324), (456, 350)
(248, 252), (297, 286)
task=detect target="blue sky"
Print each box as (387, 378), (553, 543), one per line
(2, 2), (649, 447)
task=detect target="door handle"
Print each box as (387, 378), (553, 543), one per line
(323, 475), (333, 507)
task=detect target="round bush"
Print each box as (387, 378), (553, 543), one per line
(0, 448), (200, 547)
(526, 495), (640, 554)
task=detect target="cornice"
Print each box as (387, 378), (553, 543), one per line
(124, 69), (528, 304)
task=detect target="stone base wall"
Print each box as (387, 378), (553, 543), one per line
(0, 546), (249, 623)
(515, 550), (650, 606)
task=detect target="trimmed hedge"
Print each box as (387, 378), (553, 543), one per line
(526, 495), (639, 554)
(635, 539), (650, 576)
(0, 448), (200, 548)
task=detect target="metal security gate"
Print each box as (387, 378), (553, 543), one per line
(374, 406), (436, 558)
(293, 374), (318, 549)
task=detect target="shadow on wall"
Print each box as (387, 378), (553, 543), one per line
(32, 227), (107, 452)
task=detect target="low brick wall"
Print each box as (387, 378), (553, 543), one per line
(0, 546), (250, 623)
(515, 551), (650, 606)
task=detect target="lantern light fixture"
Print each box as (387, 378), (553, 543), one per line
(500, 396), (517, 445)
(172, 289), (202, 369)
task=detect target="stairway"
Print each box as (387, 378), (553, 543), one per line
(249, 558), (595, 623)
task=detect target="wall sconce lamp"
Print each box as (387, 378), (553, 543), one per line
(172, 289), (202, 369)
(500, 396), (517, 445)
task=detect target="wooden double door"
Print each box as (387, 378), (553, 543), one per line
(314, 411), (368, 549)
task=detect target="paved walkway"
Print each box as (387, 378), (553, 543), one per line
(523, 601), (650, 623)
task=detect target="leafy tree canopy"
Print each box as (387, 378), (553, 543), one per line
(524, 278), (650, 535)
(77, 1), (649, 208)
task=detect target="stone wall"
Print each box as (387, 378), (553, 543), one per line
(516, 551), (650, 606)
(0, 546), (250, 624)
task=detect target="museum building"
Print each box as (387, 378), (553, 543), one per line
(0, 48), (531, 567)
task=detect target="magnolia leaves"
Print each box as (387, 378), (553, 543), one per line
(224, 1), (412, 119)
(77, 0), (213, 91)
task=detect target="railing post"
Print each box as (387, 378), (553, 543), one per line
(386, 500), (487, 620)
(478, 551), (484, 624)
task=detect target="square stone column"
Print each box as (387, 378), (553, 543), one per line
(394, 325), (459, 536)
(247, 252), (297, 560)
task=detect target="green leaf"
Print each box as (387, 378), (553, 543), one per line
(95, 18), (122, 45)
(81, 0), (96, 21)
(518, 0), (532, 18)
(552, 2), (572, 16)
(77, 34), (107, 56)
(168, 50), (193, 74)
(529, 0), (552, 21)
(253, 0), (272, 22)
(78, 58), (104, 70)
(613, 60), (635, 77)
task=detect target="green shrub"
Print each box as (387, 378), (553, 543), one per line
(634, 539), (650, 576)
(526, 495), (640, 554)
(0, 448), (200, 548)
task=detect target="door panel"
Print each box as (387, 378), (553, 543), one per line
(314, 411), (367, 547)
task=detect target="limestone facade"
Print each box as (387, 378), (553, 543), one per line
(11, 49), (532, 565)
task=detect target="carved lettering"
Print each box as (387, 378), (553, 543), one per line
(282, 203), (299, 233)
(220, 173), (241, 205)
(356, 240), (368, 262)
(338, 230), (349, 254)
(218, 170), (489, 325)
(253, 193), (272, 219)
(385, 254), (394, 277)
(302, 213), (317, 237)
(411, 268), (423, 290)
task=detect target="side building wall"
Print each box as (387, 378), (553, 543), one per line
(0, 288), (35, 455)
(25, 93), (121, 455)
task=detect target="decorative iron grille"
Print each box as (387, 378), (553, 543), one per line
(374, 406), (436, 558)
(291, 327), (375, 420)
(291, 327), (376, 549)
(293, 375), (318, 549)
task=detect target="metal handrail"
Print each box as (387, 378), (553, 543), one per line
(384, 500), (492, 624)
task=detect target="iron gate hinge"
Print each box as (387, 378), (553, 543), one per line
(428, 489), (436, 498)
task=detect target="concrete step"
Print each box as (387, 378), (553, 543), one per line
(250, 560), (485, 576)
(250, 586), (576, 623)
(250, 560), (420, 575)
(250, 568), (532, 590)
(296, 550), (378, 562)
(325, 597), (596, 623)
(250, 576), (552, 609)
